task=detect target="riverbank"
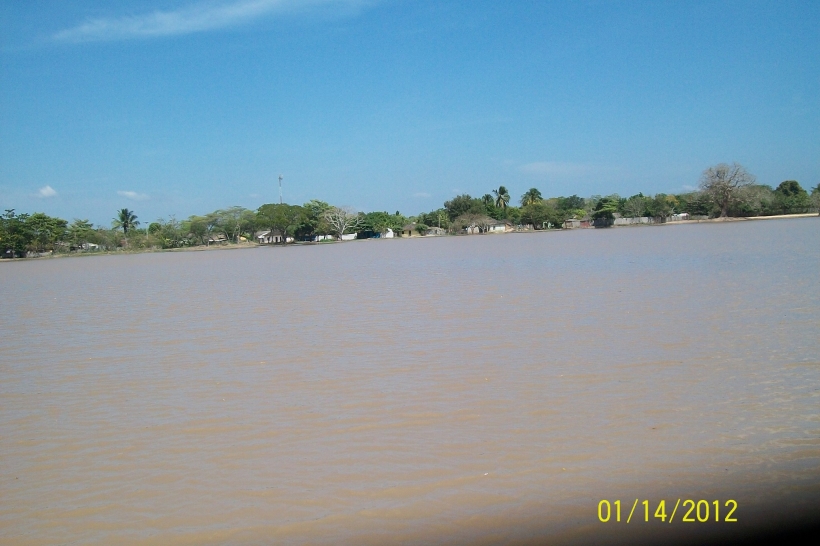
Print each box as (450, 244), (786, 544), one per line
(0, 241), (260, 262)
(2, 212), (816, 262)
(666, 212), (818, 224)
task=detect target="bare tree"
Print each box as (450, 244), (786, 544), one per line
(699, 163), (756, 217)
(323, 206), (361, 240)
(450, 212), (495, 234)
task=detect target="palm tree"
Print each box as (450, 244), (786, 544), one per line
(493, 186), (510, 209)
(113, 208), (139, 235)
(481, 194), (494, 206)
(520, 188), (543, 206)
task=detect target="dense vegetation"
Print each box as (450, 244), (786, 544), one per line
(2, 164), (818, 258)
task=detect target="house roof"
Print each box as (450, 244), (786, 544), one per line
(255, 229), (284, 238)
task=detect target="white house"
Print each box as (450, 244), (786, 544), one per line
(256, 230), (292, 244)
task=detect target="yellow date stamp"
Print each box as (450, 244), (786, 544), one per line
(597, 499), (738, 523)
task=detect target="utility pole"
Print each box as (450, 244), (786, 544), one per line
(278, 174), (283, 204)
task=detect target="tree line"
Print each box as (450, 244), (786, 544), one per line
(2, 163), (818, 258)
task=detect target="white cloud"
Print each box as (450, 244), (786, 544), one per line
(53, 0), (374, 43)
(38, 185), (57, 198)
(118, 190), (150, 201)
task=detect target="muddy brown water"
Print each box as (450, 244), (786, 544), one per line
(2, 219), (819, 545)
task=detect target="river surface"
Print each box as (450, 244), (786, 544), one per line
(2, 219), (819, 545)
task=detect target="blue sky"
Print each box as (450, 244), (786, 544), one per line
(1, 0), (818, 225)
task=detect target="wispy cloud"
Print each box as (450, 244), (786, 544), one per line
(118, 190), (150, 201)
(38, 185), (58, 198)
(53, 0), (374, 43)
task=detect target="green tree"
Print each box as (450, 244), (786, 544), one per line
(556, 195), (585, 211)
(149, 217), (185, 248)
(444, 194), (484, 221)
(416, 208), (449, 230)
(183, 215), (209, 245)
(360, 211), (407, 235)
(239, 209), (257, 242)
(520, 188), (543, 206)
(113, 208), (140, 235)
(211, 206), (249, 242)
(646, 194), (674, 218)
(773, 180), (811, 214)
(1, 209), (32, 258)
(729, 185), (775, 217)
(521, 201), (564, 229)
(592, 196), (619, 221)
(622, 194), (647, 218)
(257, 204), (304, 244)
(296, 200), (332, 239)
(676, 191), (712, 216)
(25, 213), (68, 253)
(505, 205), (522, 224)
(67, 219), (95, 249)
(493, 186), (511, 209)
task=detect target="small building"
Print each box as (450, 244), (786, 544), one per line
(487, 220), (514, 233)
(563, 218), (592, 229)
(401, 223), (421, 237)
(256, 230), (288, 244)
(426, 226), (446, 236)
(341, 233), (357, 241)
(208, 233), (229, 245)
(383, 228), (394, 239)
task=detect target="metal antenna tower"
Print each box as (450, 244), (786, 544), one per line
(278, 174), (283, 204)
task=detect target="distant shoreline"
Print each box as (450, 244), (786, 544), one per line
(2, 212), (817, 263)
(662, 212), (818, 224)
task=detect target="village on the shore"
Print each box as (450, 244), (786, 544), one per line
(2, 163), (818, 259)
